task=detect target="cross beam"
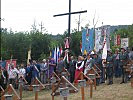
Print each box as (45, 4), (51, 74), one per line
(53, 0), (87, 37)
(53, 10), (87, 17)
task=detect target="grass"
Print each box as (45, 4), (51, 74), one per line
(22, 78), (133, 100)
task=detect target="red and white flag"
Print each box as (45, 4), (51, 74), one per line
(60, 46), (63, 55)
(102, 34), (107, 60)
(65, 38), (69, 49)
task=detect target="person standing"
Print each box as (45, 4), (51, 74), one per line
(40, 59), (47, 84)
(25, 63), (32, 85)
(119, 48), (129, 84)
(1, 67), (8, 89)
(113, 49), (121, 78)
(19, 63), (26, 78)
(74, 56), (84, 83)
(84, 53), (94, 75)
(31, 60), (40, 80)
(69, 56), (76, 83)
(7, 64), (19, 88)
(129, 47), (133, 60)
(56, 57), (65, 74)
(106, 50), (113, 85)
(47, 57), (56, 80)
(93, 53), (102, 85)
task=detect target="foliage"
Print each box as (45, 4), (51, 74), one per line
(110, 24), (133, 51)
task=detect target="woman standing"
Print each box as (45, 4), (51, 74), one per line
(74, 56), (84, 83)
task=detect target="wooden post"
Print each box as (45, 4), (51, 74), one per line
(64, 97), (67, 100)
(35, 91), (38, 100)
(90, 84), (93, 98)
(81, 72), (84, 100)
(131, 77), (133, 87)
(94, 78), (96, 90)
(52, 84), (55, 100)
(63, 80), (67, 100)
(19, 84), (22, 100)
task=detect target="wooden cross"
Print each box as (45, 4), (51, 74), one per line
(74, 71), (93, 99)
(51, 76), (78, 100)
(53, 0), (87, 37)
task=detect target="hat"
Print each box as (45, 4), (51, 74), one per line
(42, 59), (46, 62)
(90, 51), (94, 55)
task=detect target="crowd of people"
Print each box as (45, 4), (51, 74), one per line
(0, 47), (133, 91)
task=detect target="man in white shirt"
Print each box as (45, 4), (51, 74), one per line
(8, 64), (19, 87)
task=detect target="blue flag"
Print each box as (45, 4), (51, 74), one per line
(88, 28), (94, 51)
(82, 28), (86, 54)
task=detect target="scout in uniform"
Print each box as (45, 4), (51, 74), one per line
(93, 52), (102, 85)
(106, 50), (113, 85)
(113, 48), (121, 78)
(119, 48), (129, 84)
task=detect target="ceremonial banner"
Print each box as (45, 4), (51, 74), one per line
(54, 47), (57, 63)
(121, 38), (129, 48)
(102, 35), (107, 59)
(60, 46), (63, 55)
(0, 61), (6, 68)
(65, 38), (69, 49)
(56, 47), (60, 63)
(117, 35), (121, 46)
(88, 28), (94, 51)
(95, 29), (102, 52)
(6, 59), (17, 70)
(106, 27), (111, 50)
(27, 47), (31, 64)
(51, 49), (55, 58)
(82, 28), (87, 54)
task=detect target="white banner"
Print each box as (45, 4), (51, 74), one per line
(121, 38), (129, 48)
(95, 29), (102, 52)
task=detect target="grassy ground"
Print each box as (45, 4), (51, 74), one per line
(22, 78), (133, 100)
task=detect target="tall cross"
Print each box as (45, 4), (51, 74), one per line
(53, 0), (87, 37)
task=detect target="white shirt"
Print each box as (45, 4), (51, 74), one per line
(8, 68), (19, 79)
(19, 68), (26, 77)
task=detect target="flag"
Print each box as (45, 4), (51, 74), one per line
(60, 46), (63, 55)
(82, 28), (87, 54)
(0, 61), (6, 68)
(117, 35), (121, 46)
(83, 50), (87, 55)
(65, 38), (69, 49)
(51, 49), (55, 58)
(63, 50), (69, 63)
(54, 47), (57, 63)
(27, 46), (31, 64)
(95, 29), (102, 52)
(102, 35), (107, 59)
(106, 27), (111, 50)
(88, 28), (94, 51)
(56, 47), (60, 63)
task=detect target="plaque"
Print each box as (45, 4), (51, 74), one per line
(32, 85), (40, 92)
(78, 80), (86, 87)
(88, 74), (95, 79)
(59, 87), (69, 97)
(4, 94), (13, 100)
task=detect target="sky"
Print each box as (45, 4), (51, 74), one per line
(1, 0), (133, 35)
